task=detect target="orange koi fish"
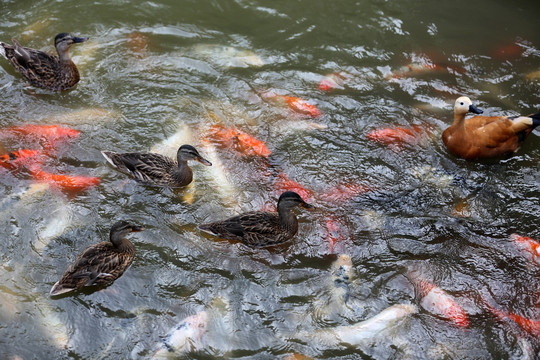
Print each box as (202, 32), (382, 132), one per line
(263, 92), (321, 117)
(3, 124), (80, 140)
(319, 182), (370, 204)
(127, 31), (149, 58)
(318, 72), (346, 91)
(510, 234), (540, 266)
(206, 124), (271, 157)
(0, 149), (40, 168)
(491, 42), (524, 61)
(483, 299), (540, 338)
(367, 125), (425, 150)
(408, 272), (469, 327)
(31, 167), (100, 192)
(272, 171), (314, 202)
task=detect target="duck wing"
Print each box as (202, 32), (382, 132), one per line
(105, 152), (177, 185)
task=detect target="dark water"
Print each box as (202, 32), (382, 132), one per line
(1, 0), (540, 359)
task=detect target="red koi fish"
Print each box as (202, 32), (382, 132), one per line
(319, 182), (370, 204)
(491, 42), (524, 61)
(408, 272), (470, 327)
(272, 172), (314, 202)
(325, 215), (348, 253)
(0, 149), (40, 168)
(367, 125), (425, 150)
(206, 124), (271, 157)
(3, 124), (80, 141)
(510, 234), (540, 266)
(31, 167), (100, 192)
(318, 72), (346, 91)
(482, 299), (540, 338)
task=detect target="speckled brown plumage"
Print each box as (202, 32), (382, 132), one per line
(442, 96), (540, 160)
(101, 144), (211, 187)
(0, 33), (87, 91)
(50, 221), (144, 296)
(199, 191), (314, 247)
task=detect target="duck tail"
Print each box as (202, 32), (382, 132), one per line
(0, 44), (6, 59)
(530, 112), (540, 127)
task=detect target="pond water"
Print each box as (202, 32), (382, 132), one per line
(1, 0), (540, 359)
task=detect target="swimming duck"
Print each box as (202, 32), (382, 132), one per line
(199, 191), (314, 247)
(101, 144), (212, 187)
(50, 221), (144, 296)
(0, 33), (87, 91)
(442, 96), (540, 160)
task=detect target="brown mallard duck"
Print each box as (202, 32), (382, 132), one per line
(0, 32), (87, 91)
(199, 191), (314, 247)
(101, 144), (212, 187)
(50, 221), (144, 296)
(442, 96), (540, 160)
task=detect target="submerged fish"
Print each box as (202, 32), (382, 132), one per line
(408, 272), (469, 327)
(30, 166), (100, 193)
(205, 124), (271, 157)
(318, 72), (347, 91)
(324, 216), (348, 254)
(367, 125), (426, 151)
(272, 171), (314, 203)
(1, 124), (80, 141)
(40, 108), (121, 125)
(263, 92), (322, 118)
(191, 44), (264, 68)
(482, 297), (540, 338)
(510, 234), (540, 266)
(152, 311), (209, 358)
(318, 182), (370, 205)
(0, 149), (41, 169)
(297, 303), (417, 347)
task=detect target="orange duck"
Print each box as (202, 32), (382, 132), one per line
(442, 96), (540, 160)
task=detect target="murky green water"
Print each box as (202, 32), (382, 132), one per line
(1, 0), (540, 358)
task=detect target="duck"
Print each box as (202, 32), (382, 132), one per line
(0, 33), (88, 91)
(50, 221), (144, 296)
(442, 96), (540, 160)
(101, 144), (212, 187)
(199, 191), (314, 247)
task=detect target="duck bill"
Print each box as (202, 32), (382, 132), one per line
(469, 104), (483, 114)
(131, 225), (145, 232)
(301, 202), (315, 210)
(196, 156), (212, 166)
(72, 36), (88, 43)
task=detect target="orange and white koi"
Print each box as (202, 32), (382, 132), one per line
(318, 72), (346, 91)
(30, 166), (100, 193)
(408, 272), (469, 327)
(152, 311), (208, 358)
(510, 234), (540, 266)
(367, 125), (425, 151)
(205, 124), (271, 157)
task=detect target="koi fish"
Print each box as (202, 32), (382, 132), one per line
(0, 149), (40, 168)
(127, 31), (150, 58)
(263, 92), (321, 117)
(385, 62), (466, 80)
(30, 166), (100, 193)
(318, 72), (346, 91)
(367, 125), (425, 150)
(482, 298), (540, 338)
(408, 272), (469, 327)
(272, 171), (314, 202)
(325, 216), (347, 254)
(152, 311), (208, 358)
(319, 182), (370, 204)
(1, 125), (80, 148)
(297, 303), (417, 347)
(205, 124), (271, 157)
(510, 234), (540, 266)
(491, 42), (524, 61)
(191, 44), (264, 68)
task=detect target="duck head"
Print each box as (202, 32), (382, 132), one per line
(278, 191), (314, 210)
(54, 33), (88, 60)
(454, 96), (483, 116)
(177, 144), (212, 166)
(109, 220), (145, 245)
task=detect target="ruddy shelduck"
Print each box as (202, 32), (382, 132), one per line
(442, 96), (540, 160)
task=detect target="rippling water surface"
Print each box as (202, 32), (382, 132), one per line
(1, 0), (540, 359)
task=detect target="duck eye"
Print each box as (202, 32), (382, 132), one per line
(460, 102), (464, 106)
